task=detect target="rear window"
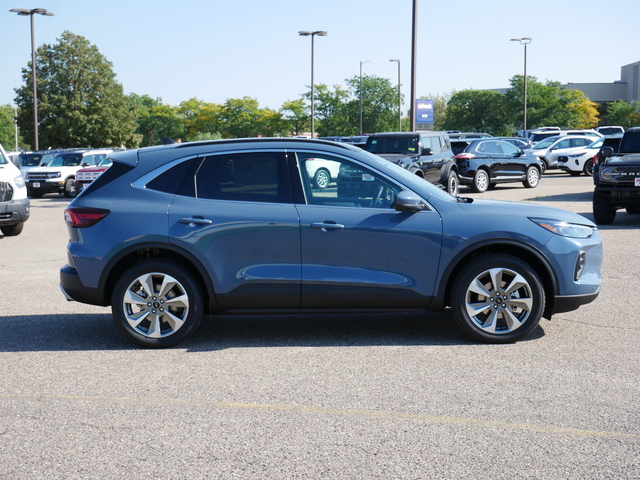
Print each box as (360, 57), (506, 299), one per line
(365, 136), (420, 155)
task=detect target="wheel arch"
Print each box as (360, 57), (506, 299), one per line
(436, 240), (558, 319)
(99, 242), (217, 313)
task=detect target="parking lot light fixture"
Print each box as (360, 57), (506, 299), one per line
(389, 59), (401, 131)
(298, 30), (327, 138)
(359, 60), (374, 135)
(511, 37), (532, 133)
(10, 8), (54, 151)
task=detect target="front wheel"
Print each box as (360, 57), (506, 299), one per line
(450, 254), (545, 343)
(471, 170), (489, 193)
(583, 161), (594, 176)
(313, 168), (331, 189)
(64, 177), (77, 198)
(111, 260), (204, 348)
(592, 194), (616, 225)
(0, 223), (24, 236)
(523, 166), (540, 188)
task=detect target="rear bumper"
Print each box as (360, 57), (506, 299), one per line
(60, 264), (109, 306)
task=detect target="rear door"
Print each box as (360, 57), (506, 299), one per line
(167, 150), (302, 308)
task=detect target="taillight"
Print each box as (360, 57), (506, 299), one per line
(64, 207), (110, 228)
(454, 153), (475, 160)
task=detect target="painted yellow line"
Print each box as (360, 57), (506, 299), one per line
(1, 393), (637, 441)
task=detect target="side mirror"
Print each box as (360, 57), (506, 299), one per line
(394, 190), (425, 212)
(599, 146), (613, 161)
(420, 147), (433, 156)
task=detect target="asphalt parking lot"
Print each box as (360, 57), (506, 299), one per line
(0, 172), (638, 479)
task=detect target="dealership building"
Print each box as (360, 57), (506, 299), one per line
(563, 60), (640, 104)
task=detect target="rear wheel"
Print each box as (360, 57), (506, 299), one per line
(446, 170), (459, 196)
(450, 254), (545, 343)
(592, 194), (616, 225)
(471, 170), (489, 193)
(0, 222), (24, 236)
(111, 260), (204, 348)
(523, 166), (540, 188)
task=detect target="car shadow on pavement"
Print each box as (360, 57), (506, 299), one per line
(0, 311), (546, 352)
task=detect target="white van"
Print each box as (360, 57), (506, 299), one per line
(0, 143), (30, 236)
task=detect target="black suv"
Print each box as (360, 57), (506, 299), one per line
(364, 131), (458, 195)
(592, 127), (640, 224)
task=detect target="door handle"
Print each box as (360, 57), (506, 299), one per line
(311, 222), (344, 231)
(180, 217), (213, 226)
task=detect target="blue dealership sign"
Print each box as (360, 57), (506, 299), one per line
(416, 99), (434, 124)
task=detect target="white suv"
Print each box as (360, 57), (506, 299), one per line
(25, 149), (112, 198)
(0, 143), (30, 236)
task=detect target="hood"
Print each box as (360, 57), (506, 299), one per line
(607, 154), (640, 165)
(376, 153), (417, 165)
(457, 197), (596, 227)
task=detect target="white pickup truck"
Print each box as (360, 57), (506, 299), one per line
(25, 149), (112, 198)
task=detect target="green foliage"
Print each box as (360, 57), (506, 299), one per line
(423, 93), (450, 131)
(15, 31), (139, 149)
(600, 100), (640, 129)
(0, 105), (19, 150)
(130, 94), (183, 146)
(505, 76), (599, 130)
(442, 89), (512, 136)
(280, 99), (309, 135)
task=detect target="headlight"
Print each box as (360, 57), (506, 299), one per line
(529, 218), (595, 238)
(567, 153), (585, 158)
(599, 168), (613, 181)
(14, 175), (25, 188)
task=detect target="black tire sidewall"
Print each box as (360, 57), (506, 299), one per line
(450, 254), (545, 343)
(111, 259), (204, 348)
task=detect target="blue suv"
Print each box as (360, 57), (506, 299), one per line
(60, 138), (602, 348)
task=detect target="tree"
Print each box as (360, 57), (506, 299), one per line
(442, 89), (512, 135)
(505, 75), (599, 130)
(600, 100), (640, 129)
(15, 31), (139, 149)
(0, 105), (18, 150)
(280, 99), (309, 136)
(130, 94), (183, 146)
(345, 75), (400, 134)
(307, 84), (351, 136)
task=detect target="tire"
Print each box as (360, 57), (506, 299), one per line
(539, 160), (547, 174)
(63, 177), (77, 198)
(111, 260), (204, 348)
(523, 166), (540, 188)
(0, 222), (24, 236)
(592, 194), (616, 225)
(450, 254), (545, 344)
(471, 169), (489, 193)
(446, 170), (459, 196)
(313, 168), (331, 189)
(626, 206), (640, 215)
(583, 161), (594, 176)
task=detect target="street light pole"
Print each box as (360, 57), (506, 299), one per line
(359, 60), (374, 135)
(511, 37), (532, 133)
(298, 30), (327, 138)
(389, 59), (401, 131)
(11, 8), (54, 151)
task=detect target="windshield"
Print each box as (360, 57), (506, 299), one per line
(529, 132), (559, 144)
(20, 154), (44, 166)
(48, 153), (83, 167)
(532, 137), (560, 149)
(366, 136), (420, 155)
(588, 137), (604, 149)
(0, 148), (7, 165)
(97, 157), (113, 167)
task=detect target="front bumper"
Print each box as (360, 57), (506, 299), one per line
(0, 197), (30, 225)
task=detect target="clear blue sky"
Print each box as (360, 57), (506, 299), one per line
(3, 0), (640, 113)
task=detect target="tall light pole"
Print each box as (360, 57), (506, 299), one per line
(10, 8), (54, 151)
(359, 60), (374, 135)
(410, 0), (418, 132)
(511, 37), (532, 133)
(389, 59), (401, 131)
(298, 30), (327, 138)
